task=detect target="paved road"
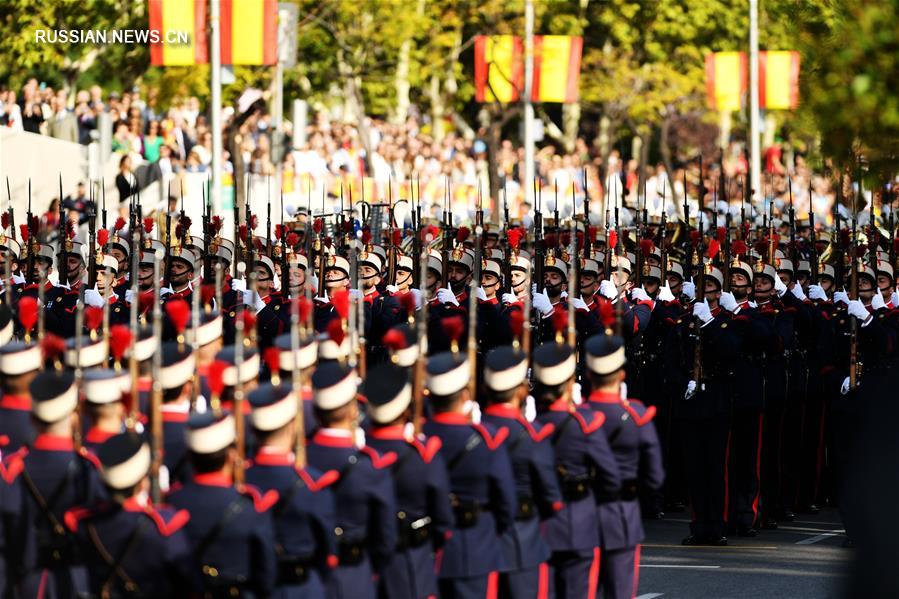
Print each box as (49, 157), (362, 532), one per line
(636, 509), (850, 598)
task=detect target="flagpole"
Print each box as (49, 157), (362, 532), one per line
(210, 0), (223, 223)
(523, 0), (535, 206)
(749, 0), (761, 205)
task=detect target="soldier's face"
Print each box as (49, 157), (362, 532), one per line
(426, 269), (439, 292)
(778, 272), (792, 286)
(544, 271), (565, 297)
(359, 265), (380, 290)
(289, 266), (305, 289)
(325, 268), (349, 291)
(484, 236), (499, 249)
(877, 274), (893, 292)
(110, 248), (127, 274)
(394, 269), (412, 290)
(731, 273), (750, 299)
(579, 273), (598, 294)
(96, 269), (115, 291)
(820, 278), (834, 293)
(138, 264), (154, 289)
(644, 279), (660, 296)
(611, 270), (629, 289)
(169, 260), (192, 286)
(448, 265), (470, 293)
(797, 273), (810, 288)
(753, 277), (773, 299)
(254, 265), (272, 295)
(66, 256), (84, 282)
(481, 273), (499, 296)
(647, 255), (660, 267)
(859, 279), (876, 303)
(511, 269), (528, 293)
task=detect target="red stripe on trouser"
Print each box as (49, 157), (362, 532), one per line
(537, 562), (550, 599)
(751, 412), (764, 522)
(632, 545), (642, 599)
(485, 571), (499, 599)
(723, 430), (732, 522)
(587, 547), (601, 599)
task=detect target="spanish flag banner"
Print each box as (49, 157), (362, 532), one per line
(705, 51), (800, 111)
(148, 0), (208, 66)
(475, 35), (582, 104)
(220, 0), (279, 66)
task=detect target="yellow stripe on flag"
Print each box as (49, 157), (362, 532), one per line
(537, 36), (572, 103)
(764, 51), (796, 109)
(161, 0), (196, 66)
(713, 52), (743, 112)
(231, 0), (264, 65)
(486, 36), (518, 103)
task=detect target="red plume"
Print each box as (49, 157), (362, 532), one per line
(576, 231), (585, 249)
(211, 215), (223, 234)
(109, 325), (132, 362)
(766, 233), (780, 247)
(286, 232), (299, 247)
(509, 310), (524, 339)
(544, 233), (557, 249)
(274, 224), (285, 241)
(838, 228), (851, 249)
(608, 229), (618, 250)
(114, 217), (126, 232)
(85, 306), (104, 331)
(97, 229), (110, 248)
(175, 224), (184, 240)
(18, 297), (38, 332)
(41, 333), (67, 362)
(143, 217), (154, 235)
(313, 218), (323, 234)
(551, 309), (568, 336)
(398, 291), (416, 316)
(207, 360), (229, 397)
(66, 220), (75, 240)
(598, 297), (616, 328)
(706, 240), (720, 260)
(753, 239), (768, 256)
(456, 227), (470, 244)
(690, 230), (701, 247)
(19, 224), (29, 242)
(254, 237), (264, 252)
(392, 229), (402, 247)
(732, 240), (748, 257)
(382, 328), (407, 351)
(238, 224), (249, 243)
(856, 243), (868, 257)
(639, 238), (654, 257)
(588, 225), (598, 242)
(441, 316), (465, 345)
(327, 319), (345, 346)
(264, 347), (281, 375)
(361, 229), (372, 244)
(508, 228), (523, 249)
(331, 289), (350, 320)
(180, 215), (192, 233)
(165, 299), (190, 334)
(716, 226), (727, 243)
(295, 297), (312, 324)
(201, 284), (216, 307)
(893, 237), (899, 254)
(343, 220), (354, 233)
(1, 213), (8, 230)
(242, 310), (257, 331)
(422, 224), (439, 242)
(249, 215), (259, 231)
(560, 232), (572, 247)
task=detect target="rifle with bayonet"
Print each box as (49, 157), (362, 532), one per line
(692, 158), (707, 389)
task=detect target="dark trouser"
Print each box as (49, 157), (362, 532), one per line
(760, 401), (786, 520)
(439, 572), (499, 599)
(500, 563), (552, 599)
(684, 413), (731, 539)
(728, 406), (763, 529)
(798, 389), (827, 509)
(599, 546), (640, 599)
(550, 549), (600, 599)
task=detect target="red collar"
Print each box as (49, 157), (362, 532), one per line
(483, 403), (520, 419)
(0, 394), (32, 411)
(193, 472), (233, 487)
(311, 430), (355, 447)
(221, 400), (251, 415)
(430, 412), (469, 425)
(84, 428), (117, 444)
(33, 434), (75, 451)
(369, 424), (407, 440)
(261, 295), (272, 305)
(588, 391), (621, 405)
(364, 290), (379, 304)
(547, 398), (571, 412)
(138, 378), (152, 392)
(252, 447), (295, 466)
(482, 296), (499, 305)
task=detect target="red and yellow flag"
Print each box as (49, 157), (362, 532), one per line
(705, 52), (746, 112)
(148, 0), (208, 66)
(475, 35), (582, 103)
(220, 0), (278, 66)
(705, 51), (800, 111)
(760, 51), (800, 110)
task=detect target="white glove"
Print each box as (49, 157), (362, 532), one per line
(476, 286), (488, 301)
(833, 290), (849, 305)
(385, 284), (399, 294)
(692, 299), (714, 325)
(349, 288), (363, 300)
(242, 290), (266, 313)
(560, 290), (569, 299)
(569, 296), (589, 312)
(657, 283), (675, 303)
(719, 291), (738, 313)
(84, 288), (105, 308)
(502, 293), (519, 305)
(307, 274), (318, 291)
(123, 290), (135, 304)
(436, 287), (459, 306)
(748, 300), (758, 309)
(314, 290), (329, 304)
(892, 291), (899, 308)
(872, 290), (886, 311)
(685, 380), (697, 400)
(160, 286), (173, 297)
(682, 280), (696, 300)
(847, 299), (870, 323)
(410, 288), (423, 309)
(840, 376), (851, 395)
(532, 291), (554, 317)
(774, 276), (788, 297)
(808, 284), (828, 302)
(11, 273), (24, 285)
(790, 284), (807, 302)
(630, 287), (651, 303)
(231, 278), (247, 293)
(599, 279), (617, 300)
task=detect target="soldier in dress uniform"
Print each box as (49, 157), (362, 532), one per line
(306, 361), (398, 599)
(166, 410), (279, 597)
(65, 432), (193, 597)
(0, 337), (40, 452)
(159, 342), (196, 487)
(245, 376), (339, 598)
(274, 329), (319, 438)
(481, 344), (563, 599)
(81, 369), (130, 452)
(313, 254), (351, 333)
(161, 244), (197, 302)
(531, 331), (620, 599)
(364, 361), (454, 599)
(4, 366), (105, 598)
(583, 335), (665, 599)
(422, 338), (518, 599)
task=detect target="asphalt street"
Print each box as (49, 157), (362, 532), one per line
(636, 509), (850, 598)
